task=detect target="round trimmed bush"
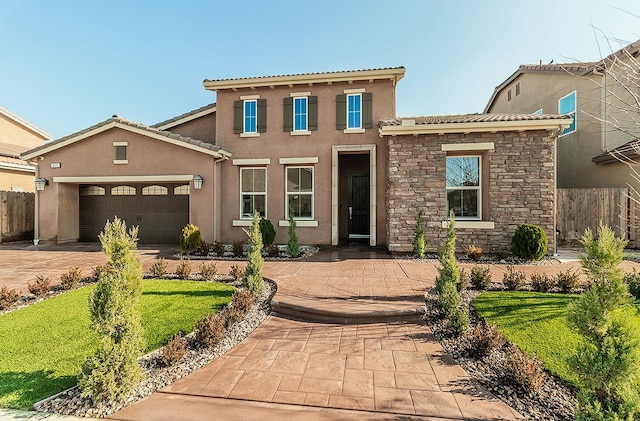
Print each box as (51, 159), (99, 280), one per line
(511, 224), (548, 261)
(179, 224), (202, 253)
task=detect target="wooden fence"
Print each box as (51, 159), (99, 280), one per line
(556, 188), (637, 247)
(0, 191), (35, 243)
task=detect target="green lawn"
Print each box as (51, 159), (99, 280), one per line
(0, 280), (234, 409)
(473, 291), (640, 386)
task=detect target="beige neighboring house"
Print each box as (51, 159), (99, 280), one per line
(0, 107), (50, 192)
(22, 67), (570, 254)
(484, 40), (640, 191)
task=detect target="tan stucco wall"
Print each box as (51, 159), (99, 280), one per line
(35, 127), (218, 243)
(162, 112), (216, 144)
(0, 168), (35, 192)
(0, 114), (48, 148)
(214, 79), (396, 245)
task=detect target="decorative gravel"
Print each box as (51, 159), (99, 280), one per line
(396, 253), (560, 266)
(33, 279), (276, 418)
(176, 245), (319, 261)
(423, 289), (576, 420)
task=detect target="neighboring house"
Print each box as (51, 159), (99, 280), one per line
(0, 107), (50, 192)
(21, 67), (570, 253)
(484, 40), (640, 191)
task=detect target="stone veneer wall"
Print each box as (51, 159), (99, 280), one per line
(386, 129), (555, 254)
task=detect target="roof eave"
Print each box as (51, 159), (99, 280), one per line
(379, 119), (572, 136)
(154, 105), (217, 130)
(204, 68), (406, 91)
(0, 107), (52, 140)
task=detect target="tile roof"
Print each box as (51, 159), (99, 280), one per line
(21, 116), (230, 159)
(379, 113), (573, 127)
(517, 62), (595, 74)
(0, 141), (32, 158)
(592, 138), (640, 164)
(0, 156), (35, 171)
(152, 103), (216, 128)
(204, 67), (405, 83)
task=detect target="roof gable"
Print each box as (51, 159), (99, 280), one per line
(21, 116), (230, 161)
(0, 107), (51, 140)
(153, 103), (216, 130)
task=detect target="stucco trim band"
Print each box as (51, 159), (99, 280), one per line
(440, 220), (495, 229)
(278, 220), (319, 227)
(379, 119), (570, 136)
(441, 142), (495, 151)
(278, 157), (319, 165)
(0, 162), (35, 172)
(53, 175), (194, 183)
(232, 220), (252, 227)
(233, 158), (271, 166)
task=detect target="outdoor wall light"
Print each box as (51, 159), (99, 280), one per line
(35, 177), (48, 191)
(193, 175), (203, 190)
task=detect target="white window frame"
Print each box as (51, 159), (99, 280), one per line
(239, 167), (267, 219)
(558, 91), (577, 137)
(243, 99), (257, 134)
(533, 109), (543, 115)
(285, 166), (314, 220)
(293, 96), (308, 132)
(445, 154), (482, 220)
(346, 93), (362, 129)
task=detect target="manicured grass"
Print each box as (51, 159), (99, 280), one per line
(0, 280), (233, 409)
(473, 291), (640, 386)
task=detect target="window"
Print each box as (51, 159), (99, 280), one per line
(142, 185), (168, 195)
(240, 168), (266, 218)
(111, 185), (136, 196)
(286, 167), (313, 219)
(80, 186), (105, 196)
(507, 89), (512, 101)
(533, 109), (543, 115)
(558, 91), (576, 136)
(244, 100), (257, 133)
(293, 97), (307, 131)
(446, 156), (481, 219)
(174, 185), (190, 195)
(347, 94), (362, 129)
(515, 82), (520, 96)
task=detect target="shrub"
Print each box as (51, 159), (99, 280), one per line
(195, 313), (226, 347)
(464, 244), (483, 261)
(179, 224), (202, 254)
(435, 211), (461, 293)
(413, 209), (426, 258)
(457, 268), (469, 292)
(175, 258), (192, 279)
(469, 323), (505, 358)
(212, 240), (225, 257)
(267, 244), (280, 257)
(150, 258), (168, 278)
(27, 275), (51, 296)
(197, 241), (211, 256)
(469, 265), (492, 289)
(198, 261), (218, 282)
(221, 305), (243, 327)
(243, 212), (264, 295)
(530, 272), (554, 293)
(503, 265), (525, 291)
(436, 278), (460, 317)
(0, 285), (20, 310)
(623, 270), (640, 300)
(259, 218), (276, 247)
(230, 263), (245, 282)
(494, 248), (510, 260)
(92, 264), (113, 281)
(232, 240), (245, 257)
(60, 266), (82, 290)
(449, 305), (470, 334)
(511, 223), (548, 261)
(555, 268), (581, 293)
(162, 333), (187, 367)
(79, 217), (144, 403)
(232, 289), (255, 316)
(505, 345), (546, 392)
(286, 209), (300, 258)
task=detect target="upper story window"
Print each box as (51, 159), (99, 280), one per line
(234, 97), (267, 136)
(240, 167), (267, 218)
(507, 89), (512, 101)
(286, 167), (313, 219)
(113, 141), (128, 164)
(558, 91), (576, 136)
(533, 109), (543, 115)
(244, 100), (257, 133)
(446, 156), (481, 219)
(294, 97), (308, 131)
(515, 82), (520, 96)
(336, 91), (373, 132)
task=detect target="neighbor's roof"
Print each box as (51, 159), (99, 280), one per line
(21, 116), (231, 160)
(0, 156), (35, 173)
(204, 67), (405, 90)
(592, 138), (640, 164)
(378, 113), (573, 135)
(153, 103), (216, 130)
(0, 107), (52, 140)
(0, 141), (32, 158)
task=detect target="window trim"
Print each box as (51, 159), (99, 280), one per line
(346, 93), (362, 130)
(533, 109), (543, 115)
(284, 166), (314, 221)
(558, 91), (577, 137)
(445, 154), (482, 220)
(293, 96), (308, 132)
(239, 167), (267, 219)
(243, 99), (258, 134)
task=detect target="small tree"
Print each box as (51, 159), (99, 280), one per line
(243, 211), (264, 295)
(286, 209), (299, 258)
(435, 210), (461, 292)
(79, 217), (145, 403)
(413, 209), (426, 258)
(259, 218), (276, 247)
(567, 225), (640, 419)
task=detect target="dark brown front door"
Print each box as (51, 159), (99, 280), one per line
(79, 184), (189, 244)
(348, 172), (369, 239)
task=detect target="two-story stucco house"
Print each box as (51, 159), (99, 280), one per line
(21, 67), (570, 253)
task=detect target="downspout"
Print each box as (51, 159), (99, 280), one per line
(550, 126), (563, 257)
(33, 159), (40, 245)
(212, 156), (227, 241)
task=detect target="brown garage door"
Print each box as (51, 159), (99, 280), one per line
(79, 184), (189, 244)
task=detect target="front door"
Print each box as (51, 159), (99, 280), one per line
(348, 172), (369, 239)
